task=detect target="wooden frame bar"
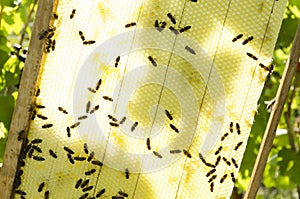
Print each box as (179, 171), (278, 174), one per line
(0, 0), (58, 198)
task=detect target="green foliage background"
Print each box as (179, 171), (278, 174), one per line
(0, 0), (299, 198)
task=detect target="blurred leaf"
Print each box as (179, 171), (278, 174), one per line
(0, 0), (14, 7)
(0, 137), (7, 163)
(0, 96), (15, 130)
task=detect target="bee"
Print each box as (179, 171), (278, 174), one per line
(32, 145), (42, 153)
(109, 122), (119, 127)
(91, 160), (103, 167)
(85, 169), (96, 175)
(185, 45), (196, 55)
(167, 13), (176, 24)
(107, 115), (117, 122)
(15, 190), (26, 195)
(153, 151), (162, 159)
(70, 9), (76, 19)
(83, 40), (96, 45)
(179, 25), (191, 33)
(231, 158), (238, 168)
(154, 20), (165, 32)
(83, 143), (89, 154)
(265, 99), (276, 112)
(118, 191), (129, 197)
(44, 190), (49, 199)
(81, 179), (90, 188)
(38, 26), (56, 40)
(146, 138), (151, 150)
(79, 31), (85, 41)
(70, 122), (80, 129)
(221, 132), (229, 141)
(170, 149), (181, 154)
(125, 168), (129, 179)
(148, 56), (157, 67)
(259, 62), (275, 74)
(75, 178), (83, 189)
(19, 160), (25, 167)
(13, 176), (22, 189)
(38, 182), (45, 192)
(47, 32), (54, 39)
(169, 26), (179, 35)
(37, 114), (48, 120)
(229, 122), (233, 133)
(220, 174), (228, 183)
(208, 175), (217, 183)
(58, 107), (68, 114)
(206, 168), (216, 177)
(67, 153), (75, 164)
(119, 117), (126, 124)
(31, 138), (43, 144)
(231, 172), (236, 183)
(28, 148), (34, 158)
(86, 101), (91, 113)
(66, 127), (71, 137)
(96, 78), (102, 90)
(82, 185), (94, 192)
(214, 146), (223, 155)
(199, 153), (215, 168)
(103, 96), (113, 101)
(215, 155), (221, 166)
(74, 156), (86, 161)
(36, 104), (45, 109)
(170, 124), (179, 133)
(49, 149), (57, 158)
(17, 129), (25, 141)
(13, 177), (21, 189)
(96, 188), (106, 197)
(155, 19), (159, 28)
(131, 121), (138, 131)
(246, 52), (258, 60)
(51, 39), (56, 51)
(232, 33), (243, 42)
(88, 87), (96, 93)
(79, 193), (89, 199)
(154, 20), (167, 32)
(42, 124), (53, 129)
(183, 149), (192, 158)
(53, 13), (58, 19)
(236, 123), (241, 135)
(90, 105), (100, 114)
(210, 182), (214, 192)
(242, 36), (254, 45)
(33, 156), (45, 161)
(222, 157), (231, 166)
(125, 22), (137, 28)
(78, 115), (88, 120)
(115, 56), (120, 67)
(234, 141), (243, 150)
(16, 169), (23, 177)
(35, 88), (40, 97)
(63, 146), (74, 154)
(165, 110), (173, 120)
(87, 151), (94, 162)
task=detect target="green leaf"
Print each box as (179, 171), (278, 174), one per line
(0, 0), (15, 7)
(0, 95), (15, 131)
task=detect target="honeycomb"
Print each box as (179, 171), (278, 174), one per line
(13, 0), (287, 198)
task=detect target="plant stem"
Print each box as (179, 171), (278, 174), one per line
(0, 5), (4, 28)
(19, 0), (38, 47)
